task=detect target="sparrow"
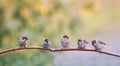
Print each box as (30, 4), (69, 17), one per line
(77, 39), (88, 49)
(42, 38), (51, 48)
(92, 39), (106, 50)
(61, 35), (69, 48)
(18, 36), (28, 47)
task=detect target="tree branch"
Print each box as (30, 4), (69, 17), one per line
(0, 46), (120, 57)
(0, 46), (52, 54)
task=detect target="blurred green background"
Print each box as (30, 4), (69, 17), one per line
(0, 0), (120, 66)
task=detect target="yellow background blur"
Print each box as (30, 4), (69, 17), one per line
(0, 0), (120, 66)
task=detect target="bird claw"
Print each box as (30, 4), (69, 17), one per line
(19, 46), (26, 48)
(50, 48), (55, 52)
(94, 49), (103, 53)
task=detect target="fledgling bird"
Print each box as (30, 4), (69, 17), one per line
(42, 38), (51, 48)
(92, 39), (106, 50)
(18, 36), (28, 47)
(61, 35), (69, 48)
(77, 39), (88, 49)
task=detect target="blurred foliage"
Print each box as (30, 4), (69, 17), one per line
(0, 0), (120, 66)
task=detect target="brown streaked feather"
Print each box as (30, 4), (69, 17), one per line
(83, 40), (88, 44)
(98, 40), (106, 45)
(22, 36), (28, 40)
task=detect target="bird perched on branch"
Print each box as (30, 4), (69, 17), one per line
(61, 35), (69, 48)
(92, 39), (106, 50)
(42, 38), (51, 48)
(77, 39), (88, 49)
(18, 36), (28, 47)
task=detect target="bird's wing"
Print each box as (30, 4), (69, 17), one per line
(98, 40), (106, 45)
(83, 40), (88, 44)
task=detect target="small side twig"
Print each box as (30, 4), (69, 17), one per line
(0, 46), (120, 57)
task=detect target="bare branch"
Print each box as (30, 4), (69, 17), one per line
(0, 46), (52, 54)
(53, 48), (120, 57)
(0, 46), (120, 57)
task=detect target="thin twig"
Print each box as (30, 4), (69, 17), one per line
(0, 46), (52, 54)
(53, 48), (120, 57)
(0, 46), (120, 57)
